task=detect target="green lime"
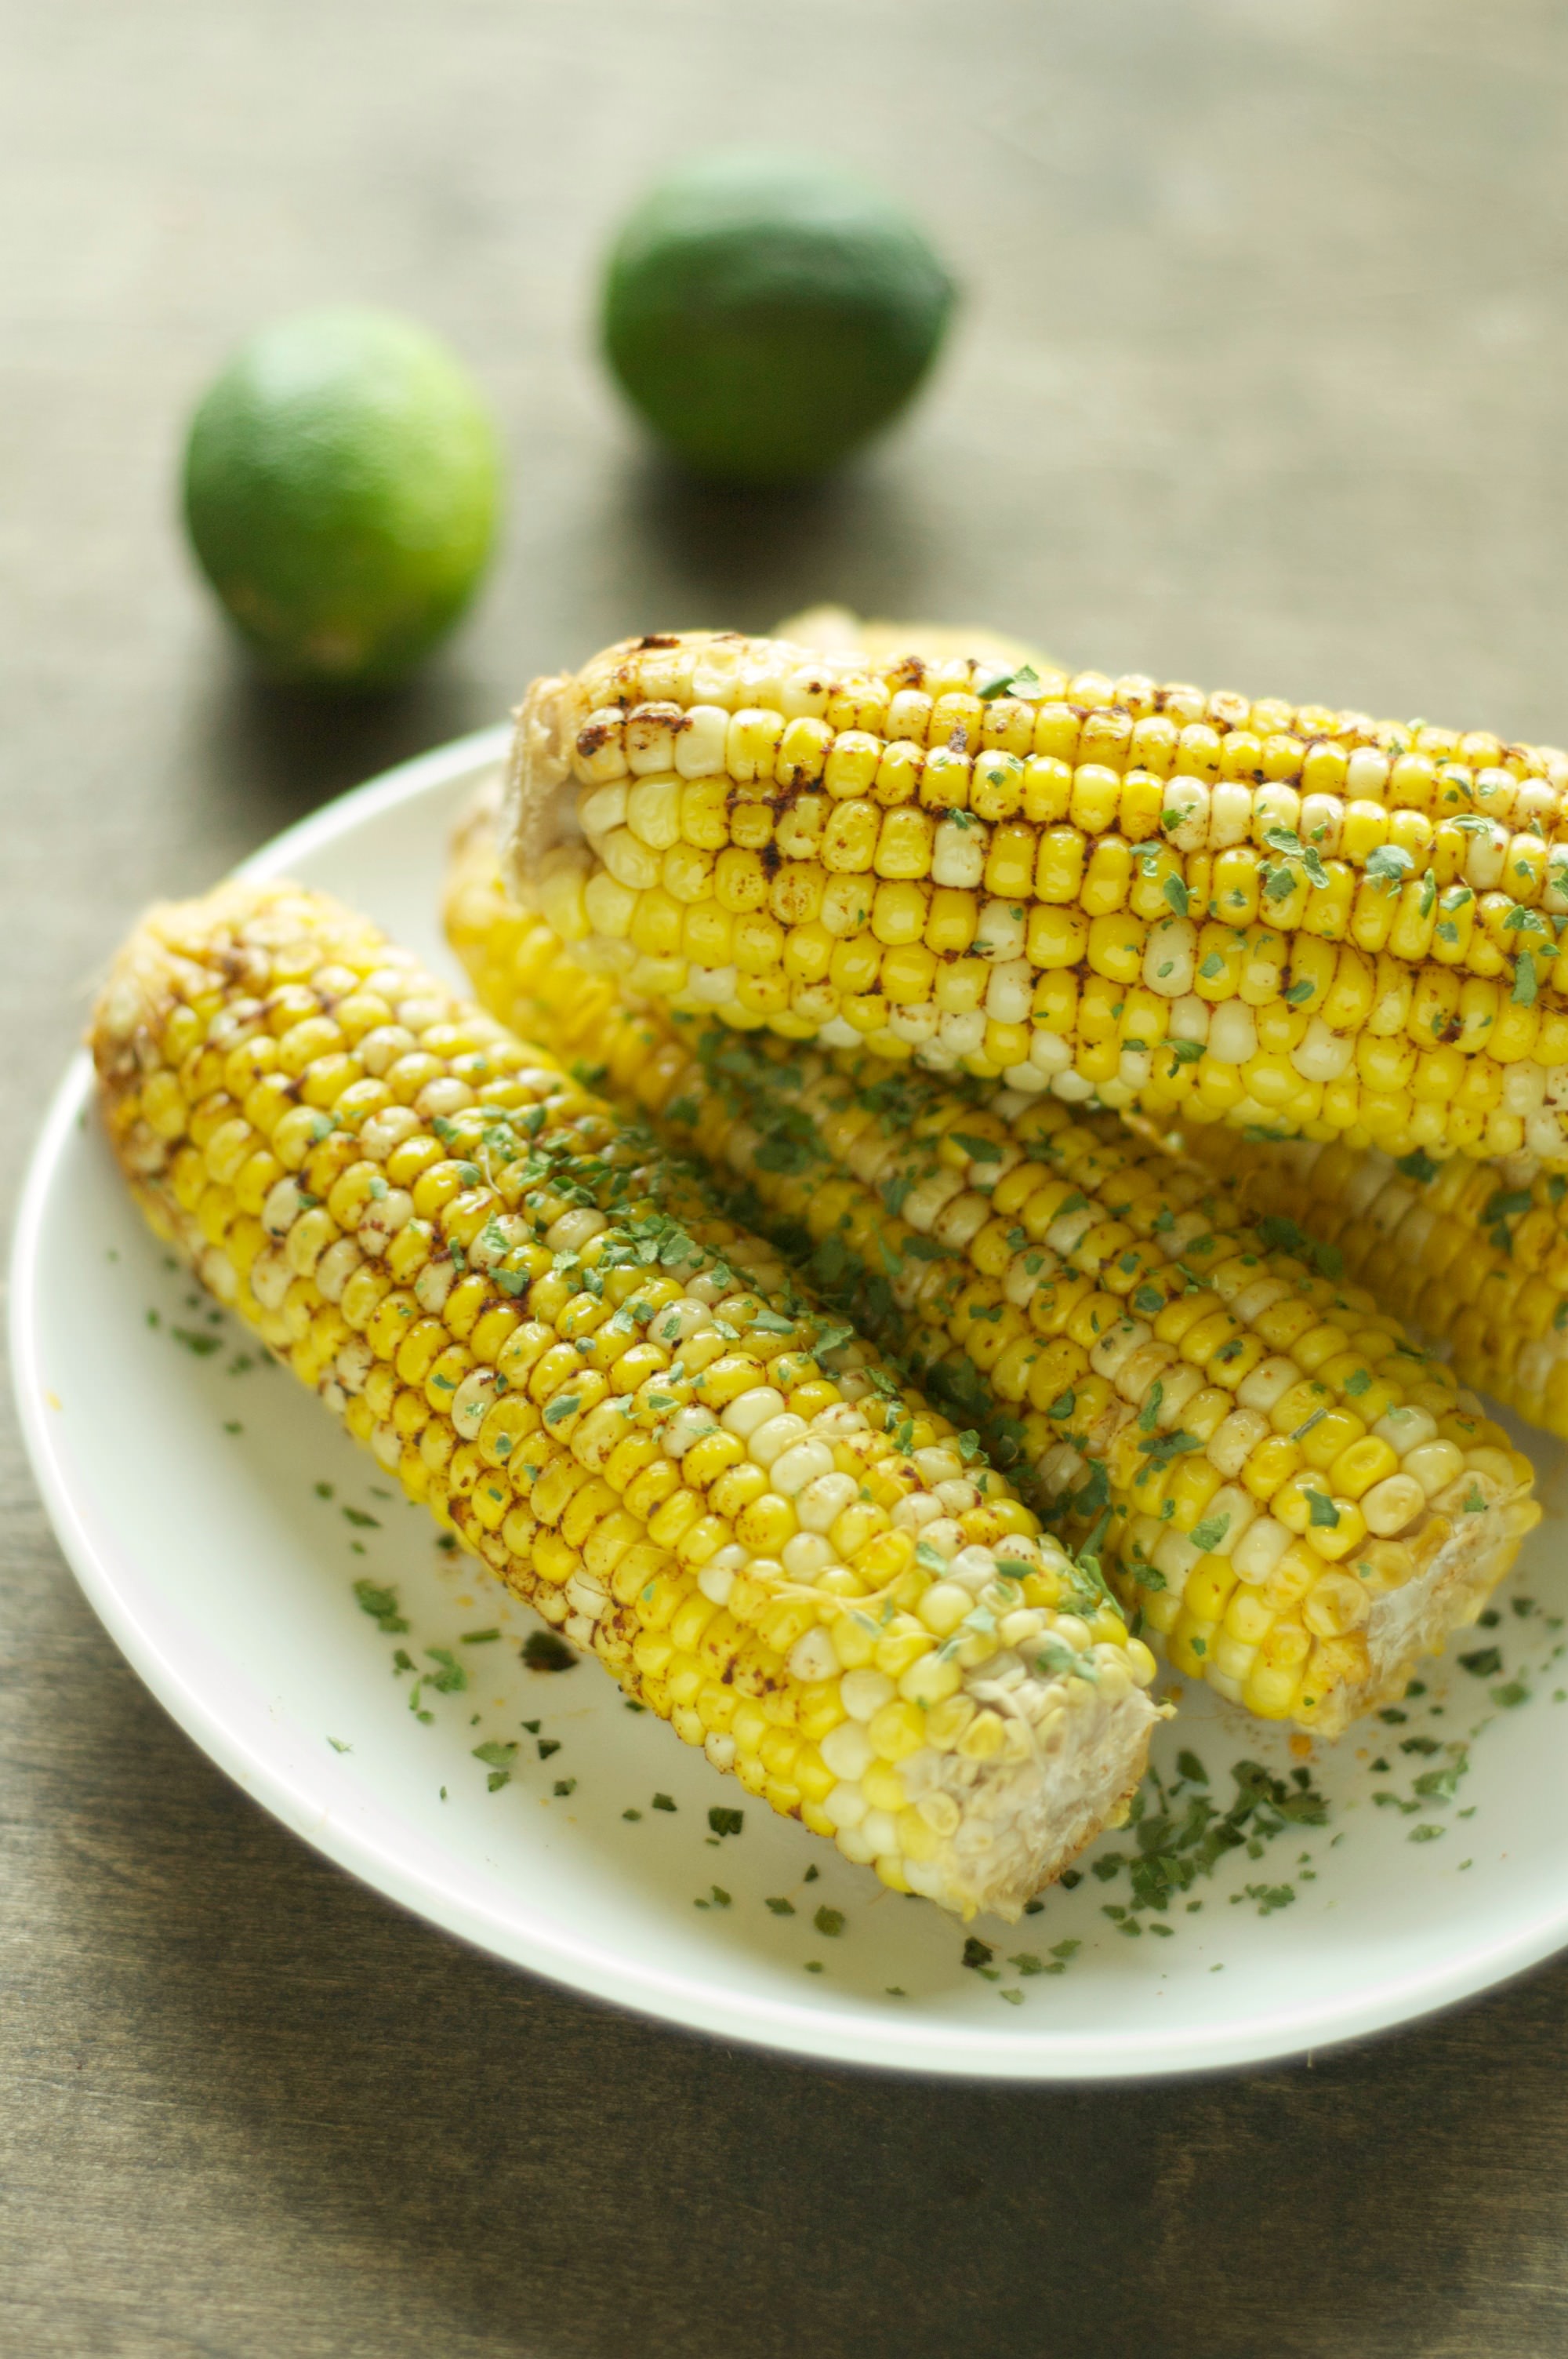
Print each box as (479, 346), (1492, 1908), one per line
(601, 150), (956, 485)
(183, 307), (502, 686)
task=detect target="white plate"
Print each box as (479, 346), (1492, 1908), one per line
(13, 726), (1568, 2079)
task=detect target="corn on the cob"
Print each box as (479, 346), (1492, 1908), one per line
(92, 879), (1165, 1918)
(1173, 1123), (1568, 1440)
(503, 628), (1568, 1166)
(448, 799), (1541, 1737)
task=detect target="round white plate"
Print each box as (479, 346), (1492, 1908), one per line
(13, 726), (1568, 2078)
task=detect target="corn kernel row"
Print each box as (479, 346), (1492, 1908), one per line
(93, 881), (1163, 1919)
(503, 631), (1568, 1164)
(1174, 1122), (1568, 1439)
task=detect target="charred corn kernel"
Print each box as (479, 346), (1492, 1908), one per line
(506, 631), (1568, 1162)
(100, 876), (1161, 1924)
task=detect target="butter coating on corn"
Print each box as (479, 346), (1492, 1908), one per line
(502, 629), (1568, 1165)
(447, 801), (1540, 1739)
(93, 879), (1164, 1919)
(1174, 1123), (1568, 1441)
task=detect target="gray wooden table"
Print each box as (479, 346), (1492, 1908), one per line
(6, 5), (1568, 2353)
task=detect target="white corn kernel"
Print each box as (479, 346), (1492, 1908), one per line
(546, 1207), (608, 1253)
(1236, 1358), (1302, 1413)
(416, 1078), (474, 1120)
(932, 820), (985, 890)
(450, 1371), (498, 1439)
(669, 704), (730, 777)
(933, 1481), (979, 1517)
(834, 1825), (877, 1864)
(747, 1413), (809, 1468)
(786, 1627), (840, 1682)
(1209, 1003), (1258, 1064)
(1292, 1017), (1353, 1082)
(579, 781), (628, 841)
(782, 1532), (833, 1579)
(624, 704), (677, 775)
(770, 1438), (836, 1496)
(415, 1258), (456, 1314)
(1029, 1030), (1072, 1073)
(862, 1811), (901, 1859)
(662, 1405), (721, 1458)
(974, 899), (1025, 963)
(360, 1107), (421, 1161)
(916, 1518), (964, 1559)
(821, 1721), (877, 1780)
(1232, 1515), (1292, 1583)
(722, 1385), (786, 1438)
(1404, 1440), (1465, 1498)
(796, 1470), (862, 1532)
(840, 1669), (896, 1721)
(985, 960), (1034, 1025)
(1374, 1404), (1438, 1453)
(262, 1176), (306, 1238)
(315, 1238), (363, 1302)
(822, 1780), (867, 1830)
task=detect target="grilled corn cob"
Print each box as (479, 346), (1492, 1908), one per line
(1174, 1124), (1568, 1440)
(503, 628), (1568, 1165)
(93, 879), (1165, 1918)
(448, 797), (1540, 1736)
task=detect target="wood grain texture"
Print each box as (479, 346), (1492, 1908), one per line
(5, 3), (1568, 2352)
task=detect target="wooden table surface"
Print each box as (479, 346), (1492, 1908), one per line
(6, 5), (1568, 2353)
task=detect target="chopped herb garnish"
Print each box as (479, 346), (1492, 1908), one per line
(352, 1578), (408, 1634)
(522, 1630), (577, 1672)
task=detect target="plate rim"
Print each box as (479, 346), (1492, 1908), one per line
(12, 725), (1568, 2081)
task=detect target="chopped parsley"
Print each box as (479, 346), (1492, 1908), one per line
(522, 1630), (577, 1672)
(352, 1578), (408, 1634)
